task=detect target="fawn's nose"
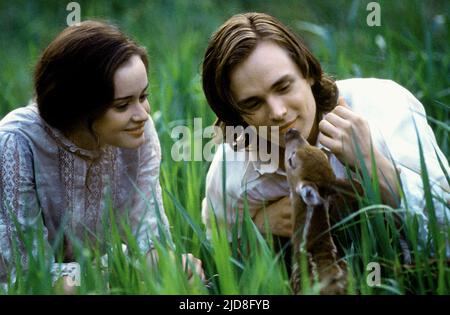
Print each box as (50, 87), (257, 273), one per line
(285, 128), (304, 143)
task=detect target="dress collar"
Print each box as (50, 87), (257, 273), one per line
(31, 103), (103, 160)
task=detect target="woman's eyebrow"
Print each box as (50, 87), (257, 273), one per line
(114, 82), (149, 101)
(237, 96), (260, 108)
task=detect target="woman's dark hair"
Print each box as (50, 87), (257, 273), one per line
(202, 12), (338, 139)
(34, 20), (148, 133)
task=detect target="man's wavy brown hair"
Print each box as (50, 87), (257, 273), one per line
(202, 12), (338, 144)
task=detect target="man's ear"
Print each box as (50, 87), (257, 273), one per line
(295, 183), (323, 206)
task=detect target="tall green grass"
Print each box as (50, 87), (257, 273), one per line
(0, 0), (448, 294)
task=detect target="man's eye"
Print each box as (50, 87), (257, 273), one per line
(139, 93), (149, 102)
(278, 82), (291, 93)
(243, 100), (262, 110)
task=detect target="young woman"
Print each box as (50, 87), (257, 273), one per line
(0, 21), (204, 290)
(201, 13), (449, 255)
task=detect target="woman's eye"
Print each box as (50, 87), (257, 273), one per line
(248, 101), (261, 109)
(115, 103), (128, 111)
(139, 93), (149, 102)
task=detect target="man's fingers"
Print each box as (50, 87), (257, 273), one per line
(319, 118), (341, 139)
(318, 132), (341, 155)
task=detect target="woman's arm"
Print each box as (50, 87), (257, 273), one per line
(0, 132), (76, 290)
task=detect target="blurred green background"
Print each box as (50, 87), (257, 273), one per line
(1, 0), (448, 223)
(1, 0), (448, 120)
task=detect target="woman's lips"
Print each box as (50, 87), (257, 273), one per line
(125, 126), (145, 136)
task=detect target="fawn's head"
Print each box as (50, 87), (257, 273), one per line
(285, 128), (335, 206)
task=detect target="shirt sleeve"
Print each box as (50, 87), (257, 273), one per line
(202, 144), (264, 241)
(365, 80), (450, 252)
(129, 116), (173, 254)
(0, 131), (74, 285)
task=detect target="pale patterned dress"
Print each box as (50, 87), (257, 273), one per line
(0, 103), (171, 283)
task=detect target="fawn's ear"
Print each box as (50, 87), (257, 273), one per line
(295, 183), (323, 206)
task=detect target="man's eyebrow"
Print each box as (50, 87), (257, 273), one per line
(237, 96), (260, 108)
(236, 75), (293, 107)
(271, 74), (292, 89)
(113, 82), (149, 101)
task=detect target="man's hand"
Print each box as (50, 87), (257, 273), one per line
(253, 196), (293, 237)
(318, 97), (374, 168)
(318, 97), (400, 207)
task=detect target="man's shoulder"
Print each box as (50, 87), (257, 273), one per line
(336, 77), (405, 96)
(336, 78), (417, 116)
(206, 143), (260, 196)
(207, 143), (249, 178)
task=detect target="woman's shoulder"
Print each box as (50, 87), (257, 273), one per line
(0, 103), (40, 127)
(0, 103), (43, 144)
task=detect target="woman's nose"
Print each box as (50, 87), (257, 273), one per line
(132, 102), (150, 122)
(267, 96), (287, 121)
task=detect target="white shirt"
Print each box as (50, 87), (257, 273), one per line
(201, 78), (450, 252)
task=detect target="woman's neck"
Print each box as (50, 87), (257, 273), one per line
(65, 127), (99, 151)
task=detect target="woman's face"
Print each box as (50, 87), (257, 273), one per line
(93, 54), (150, 149)
(229, 40), (317, 148)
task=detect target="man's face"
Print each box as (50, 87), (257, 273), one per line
(230, 40), (317, 148)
